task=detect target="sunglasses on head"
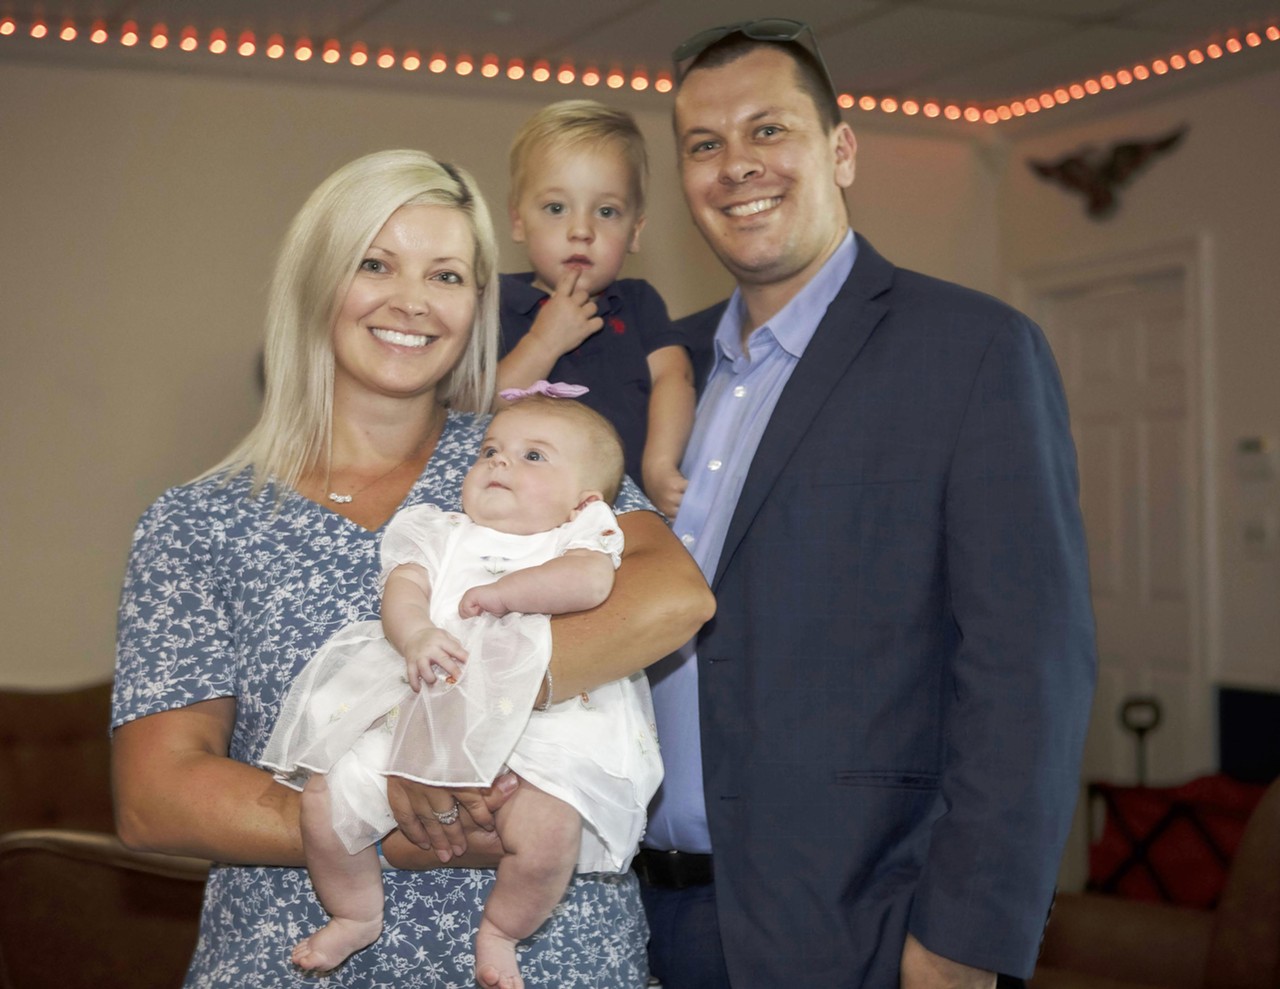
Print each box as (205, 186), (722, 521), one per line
(672, 16), (836, 97)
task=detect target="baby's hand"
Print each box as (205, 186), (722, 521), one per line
(642, 463), (689, 521)
(402, 628), (468, 692)
(459, 583), (511, 619)
(530, 269), (603, 356)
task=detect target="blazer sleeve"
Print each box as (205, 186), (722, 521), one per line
(907, 311), (1097, 978)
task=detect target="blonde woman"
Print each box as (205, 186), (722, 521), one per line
(111, 149), (712, 987)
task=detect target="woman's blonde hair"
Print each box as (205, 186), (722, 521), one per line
(205, 149), (499, 496)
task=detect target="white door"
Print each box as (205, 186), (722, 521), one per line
(1027, 250), (1209, 886)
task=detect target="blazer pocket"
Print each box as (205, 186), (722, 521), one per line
(833, 770), (939, 790)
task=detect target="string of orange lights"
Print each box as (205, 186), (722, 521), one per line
(2, 14), (1278, 125)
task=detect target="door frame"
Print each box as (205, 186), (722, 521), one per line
(1012, 236), (1217, 770)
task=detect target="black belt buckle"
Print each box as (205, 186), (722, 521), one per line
(634, 849), (714, 889)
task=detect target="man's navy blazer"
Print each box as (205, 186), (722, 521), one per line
(673, 235), (1096, 984)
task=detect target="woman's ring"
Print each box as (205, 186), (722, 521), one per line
(433, 802), (460, 826)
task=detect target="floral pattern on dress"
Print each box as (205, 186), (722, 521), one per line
(113, 411), (651, 988)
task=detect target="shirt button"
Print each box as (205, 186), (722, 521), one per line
(681, 534), (695, 547)
(733, 385), (746, 398)
(707, 459), (722, 472)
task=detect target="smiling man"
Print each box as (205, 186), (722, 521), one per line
(636, 19), (1098, 989)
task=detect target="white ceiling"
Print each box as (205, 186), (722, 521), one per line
(3, 0), (1279, 127)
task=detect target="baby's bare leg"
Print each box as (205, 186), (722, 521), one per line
(476, 782), (581, 989)
(293, 773), (384, 972)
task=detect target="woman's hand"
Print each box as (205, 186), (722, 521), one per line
(386, 772), (519, 862)
(380, 821), (506, 870)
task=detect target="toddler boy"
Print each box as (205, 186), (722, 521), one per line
(498, 99), (694, 518)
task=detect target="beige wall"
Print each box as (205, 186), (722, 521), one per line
(5, 52), (1276, 779)
(1001, 67), (1280, 693)
(0, 58), (1000, 687)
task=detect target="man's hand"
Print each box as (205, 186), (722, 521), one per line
(528, 269), (603, 356)
(901, 933), (997, 989)
(386, 773), (519, 862)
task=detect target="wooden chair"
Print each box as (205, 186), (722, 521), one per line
(0, 829), (208, 989)
(0, 684), (208, 986)
(1029, 774), (1280, 988)
(0, 682), (114, 833)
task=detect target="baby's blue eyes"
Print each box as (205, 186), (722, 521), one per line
(478, 447), (545, 462)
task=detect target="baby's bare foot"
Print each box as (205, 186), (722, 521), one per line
(291, 917), (382, 972)
(475, 920), (523, 989)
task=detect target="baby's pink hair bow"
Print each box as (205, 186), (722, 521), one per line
(498, 380), (590, 401)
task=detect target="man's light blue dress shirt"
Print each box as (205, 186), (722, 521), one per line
(645, 233), (857, 853)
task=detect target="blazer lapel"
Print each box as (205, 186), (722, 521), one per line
(712, 236), (894, 590)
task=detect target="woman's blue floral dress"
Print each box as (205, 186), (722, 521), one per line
(112, 411), (651, 988)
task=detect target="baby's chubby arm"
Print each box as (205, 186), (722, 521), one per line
(458, 548), (614, 618)
(382, 563), (468, 691)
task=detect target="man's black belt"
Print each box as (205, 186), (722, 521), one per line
(633, 848), (714, 889)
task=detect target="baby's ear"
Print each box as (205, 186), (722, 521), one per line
(510, 205), (527, 244)
(628, 215), (647, 254)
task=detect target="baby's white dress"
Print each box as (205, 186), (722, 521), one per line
(261, 501), (662, 874)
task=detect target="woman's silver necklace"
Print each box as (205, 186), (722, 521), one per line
(325, 414), (444, 505)
(325, 455), (414, 504)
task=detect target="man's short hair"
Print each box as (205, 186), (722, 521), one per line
(678, 33), (841, 131)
